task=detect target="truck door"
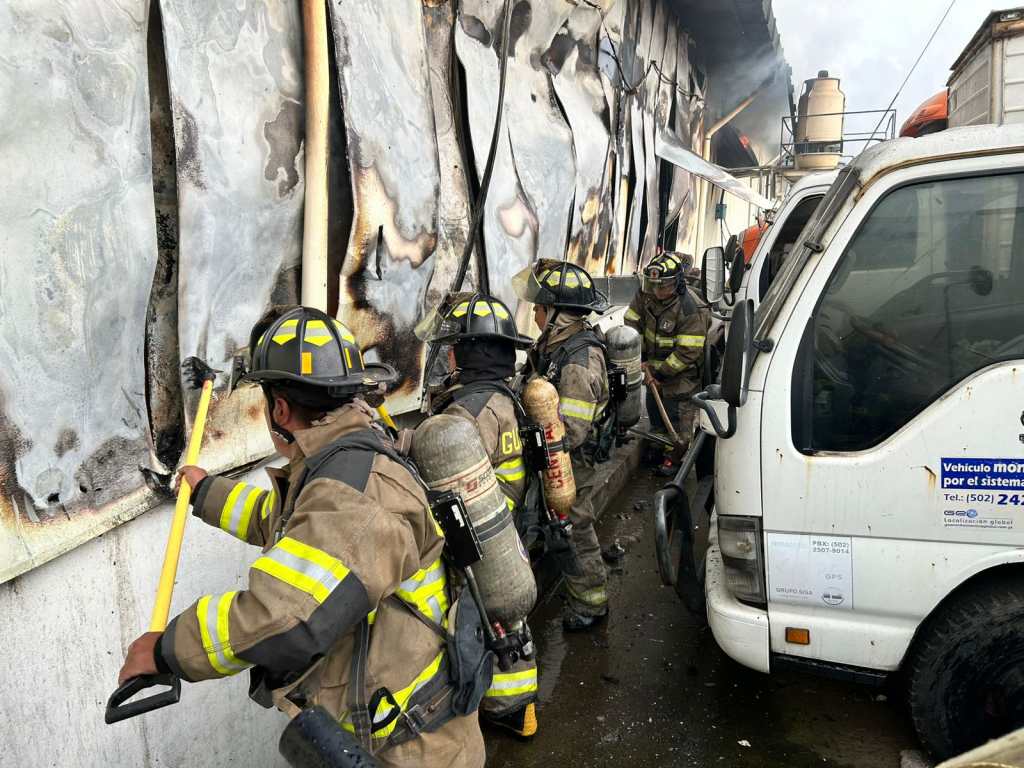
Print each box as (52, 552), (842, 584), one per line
(758, 165), (1024, 669)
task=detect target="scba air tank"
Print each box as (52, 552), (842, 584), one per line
(412, 415), (537, 625)
(606, 325), (642, 430)
(522, 377), (576, 519)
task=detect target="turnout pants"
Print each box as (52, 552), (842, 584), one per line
(481, 655), (538, 717)
(564, 457), (609, 617)
(646, 389), (698, 459)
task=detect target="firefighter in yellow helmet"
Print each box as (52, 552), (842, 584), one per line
(514, 260), (612, 631)
(117, 306), (485, 767)
(624, 252), (709, 475)
(417, 292), (540, 738)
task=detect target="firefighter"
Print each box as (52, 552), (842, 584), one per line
(624, 251), (709, 475)
(117, 306), (485, 768)
(417, 291), (540, 738)
(513, 260), (611, 631)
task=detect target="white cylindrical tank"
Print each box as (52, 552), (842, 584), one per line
(606, 326), (642, 431)
(796, 71), (846, 170)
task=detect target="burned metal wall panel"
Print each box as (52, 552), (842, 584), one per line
(625, 0), (652, 272)
(500, 2), (576, 278)
(0, 0), (159, 581)
(639, 0), (666, 265)
(158, 0), (304, 470)
(601, 0), (634, 277)
(669, 33), (705, 256)
(421, 1), (473, 311)
(330, 0), (441, 414)
(456, 0), (536, 330)
(550, 6), (612, 272)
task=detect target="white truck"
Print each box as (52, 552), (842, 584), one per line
(659, 124), (1024, 760)
(948, 8), (1024, 128)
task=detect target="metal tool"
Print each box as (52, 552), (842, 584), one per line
(647, 377), (685, 450)
(105, 357), (218, 724)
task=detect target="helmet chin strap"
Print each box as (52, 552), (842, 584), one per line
(262, 385), (295, 445)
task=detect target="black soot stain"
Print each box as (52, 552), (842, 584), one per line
(263, 98), (303, 197)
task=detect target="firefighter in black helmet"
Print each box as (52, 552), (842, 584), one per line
(416, 292), (540, 738)
(514, 260), (612, 631)
(119, 306), (486, 767)
(625, 252), (709, 475)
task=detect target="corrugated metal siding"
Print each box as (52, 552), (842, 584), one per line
(1003, 33), (1024, 124)
(950, 43), (993, 127)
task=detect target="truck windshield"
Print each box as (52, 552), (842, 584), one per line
(754, 166), (861, 341)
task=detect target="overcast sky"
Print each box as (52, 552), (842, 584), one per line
(773, 0), (1001, 135)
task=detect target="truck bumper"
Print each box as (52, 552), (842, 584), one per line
(705, 514), (771, 674)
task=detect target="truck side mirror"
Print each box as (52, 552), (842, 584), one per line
(692, 299), (754, 439)
(721, 298), (754, 408)
(701, 246), (725, 304)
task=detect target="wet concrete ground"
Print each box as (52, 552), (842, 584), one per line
(485, 472), (920, 768)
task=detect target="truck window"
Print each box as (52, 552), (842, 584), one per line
(793, 172), (1024, 452)
(759, 193), (825, 300)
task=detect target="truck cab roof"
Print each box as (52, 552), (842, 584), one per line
(853, 124), (1024, 191)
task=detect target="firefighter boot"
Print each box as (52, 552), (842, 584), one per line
(483, 703), (539, 739)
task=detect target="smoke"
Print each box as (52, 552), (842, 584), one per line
(704, 46), (794, 165)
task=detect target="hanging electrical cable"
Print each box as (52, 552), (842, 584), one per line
(420, 0), (514, 406)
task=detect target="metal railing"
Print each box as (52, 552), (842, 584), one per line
(779, 109), (897, 169)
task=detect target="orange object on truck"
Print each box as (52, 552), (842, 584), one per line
(740, 221), (768, 265)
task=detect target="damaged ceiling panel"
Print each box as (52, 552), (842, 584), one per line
(330, 0), (442, 413)
(158, 0), (304, 472)
(0, 0), (159, 581)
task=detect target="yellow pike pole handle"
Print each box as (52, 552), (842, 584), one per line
(106, 359), (218, 724)
(149, 378), (214, 632)
(376, 404), (398, 432)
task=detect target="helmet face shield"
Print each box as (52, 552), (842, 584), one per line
(640, 273), (676, 293)
(512, 263), (555, 305)
(512, 259), (608, 313)
(418, 291), (532, 348)
(414, 306), (460, 343)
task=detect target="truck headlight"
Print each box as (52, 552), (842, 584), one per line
(717, 515), (766, 605)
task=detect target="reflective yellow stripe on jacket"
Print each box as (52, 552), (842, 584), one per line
(218, 482), (264, 541)
(259, 490), (276, 521)
(252, 537), (352, 605)
(395, 558), (449, 627)
(341, 650), (446, 739)
(196, 592), (250, 676)
(560, 396), (598, 423)
(624, 307), (640, 322)
(494, 457), (525, 483)
(676, 334), (705, 347)
(485, 667), (538, 698)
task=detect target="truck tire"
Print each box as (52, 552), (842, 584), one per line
(906, 571), (1024, 760)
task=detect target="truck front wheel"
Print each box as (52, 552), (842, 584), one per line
(906, 571), (1024, 760)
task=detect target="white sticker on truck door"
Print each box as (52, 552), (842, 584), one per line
(766, 534), (853, 610)
(940, 457), (1023, 530)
